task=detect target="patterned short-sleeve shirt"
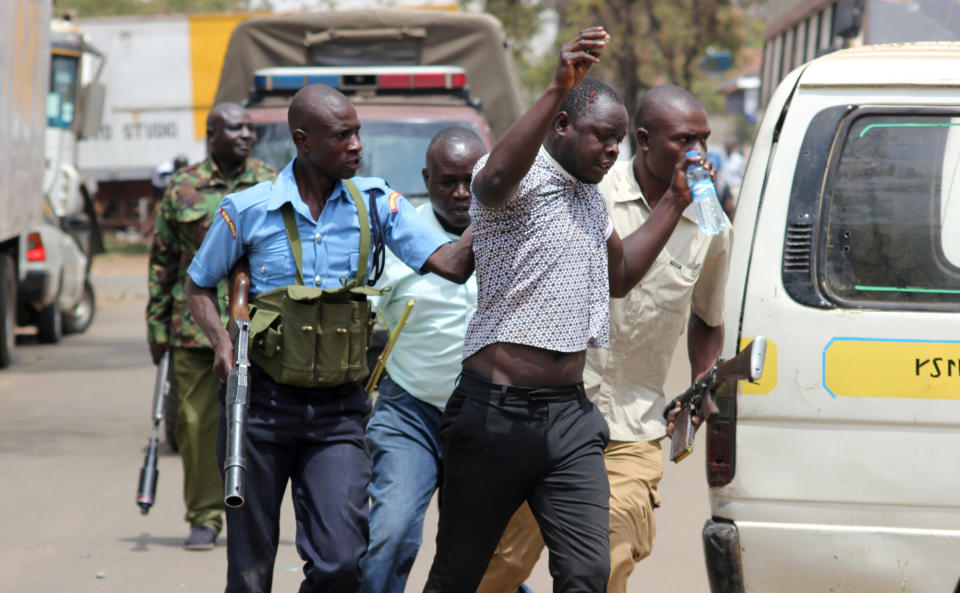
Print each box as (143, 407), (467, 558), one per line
(463, 146), (611, 359)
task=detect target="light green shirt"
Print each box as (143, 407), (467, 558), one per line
(373, 203), (477, 409)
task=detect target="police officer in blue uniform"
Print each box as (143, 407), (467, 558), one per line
(186, 83), (474, 593)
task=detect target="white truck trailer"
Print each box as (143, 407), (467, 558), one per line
(1, 2), (107, 364)
(0, 0), (51, 366)
(74, 13), (256, 231)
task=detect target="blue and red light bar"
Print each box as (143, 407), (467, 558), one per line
(253, 66), (468, 93)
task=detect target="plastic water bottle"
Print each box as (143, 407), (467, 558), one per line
(684, 150), (726, 236)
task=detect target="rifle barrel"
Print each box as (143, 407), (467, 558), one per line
(223, 318), (251, 508)
(137, 350), (171, 514)
(224, 261), (252, 508)
(150, 350), (171, 423)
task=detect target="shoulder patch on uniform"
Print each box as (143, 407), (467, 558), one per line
(388, 191), (401, 213)
(219, 207), (237, 239)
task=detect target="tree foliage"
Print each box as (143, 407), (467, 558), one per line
(474, 0), (763, 121)
(53, 0), (255, 18)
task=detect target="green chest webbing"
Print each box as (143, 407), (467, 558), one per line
(247, 179), (385, 388)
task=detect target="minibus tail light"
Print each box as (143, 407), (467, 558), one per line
(706, 380), (736, 487)
(26, 232), (46, 262)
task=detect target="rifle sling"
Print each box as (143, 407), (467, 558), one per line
(279, 179), (370, 287)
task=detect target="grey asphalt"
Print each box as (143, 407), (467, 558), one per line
(0, 254), (710, 592)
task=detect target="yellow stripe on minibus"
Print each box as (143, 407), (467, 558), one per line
(823, 338), (960, 399)
(740, 337), (777, 395)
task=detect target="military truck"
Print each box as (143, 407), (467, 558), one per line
(213, 9), (524, 200)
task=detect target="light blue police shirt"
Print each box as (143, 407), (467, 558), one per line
(188, 159), (450, 294)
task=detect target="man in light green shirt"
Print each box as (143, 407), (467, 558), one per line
(359, 127), (485, 593)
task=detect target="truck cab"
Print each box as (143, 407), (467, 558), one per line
(704, 42), (960, 593)
(246, 65), (494, 201)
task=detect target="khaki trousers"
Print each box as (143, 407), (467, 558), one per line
(174, 347), (224, 532)
(476, 439), (663, 593)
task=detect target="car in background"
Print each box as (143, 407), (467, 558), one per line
(17, 216), (96, 343)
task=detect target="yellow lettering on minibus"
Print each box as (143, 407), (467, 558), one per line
(824, 339), (960, 399)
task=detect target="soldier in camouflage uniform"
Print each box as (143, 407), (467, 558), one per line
(146, 102), (276, 550)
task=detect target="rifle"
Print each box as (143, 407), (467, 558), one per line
(364, 299), (415, 393)
(136, 349), (172, 514)
(223, 262), (252, 508)
(664, 336), (767, 463)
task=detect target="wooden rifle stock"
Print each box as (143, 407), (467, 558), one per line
(229, 258), (251, 324)
(714, 336), (766, 384)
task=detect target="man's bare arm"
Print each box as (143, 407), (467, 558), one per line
(422, 225), (474, 284)
(472, 28), (607, 209)
(665, 315), (723, 435)
(186, 278), (233, 381)
(607, 155), (698, 297)
(688, 313), (723, 381)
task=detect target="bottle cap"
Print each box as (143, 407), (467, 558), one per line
(685, 150), (700, 158)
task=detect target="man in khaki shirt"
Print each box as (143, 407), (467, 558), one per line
(478, 84), (731, 593)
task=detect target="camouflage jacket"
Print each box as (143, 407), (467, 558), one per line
(146, 156), (276, 349)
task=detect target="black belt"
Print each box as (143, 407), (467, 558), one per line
(458, 366), (584, 403)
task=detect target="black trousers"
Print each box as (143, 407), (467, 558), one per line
(423, 367), (611, 593)
(217, 364), (372, 593)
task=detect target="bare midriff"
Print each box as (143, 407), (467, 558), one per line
(463, 342), (586, 387)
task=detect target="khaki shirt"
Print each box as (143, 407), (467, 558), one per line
(585, 161), (732, 442)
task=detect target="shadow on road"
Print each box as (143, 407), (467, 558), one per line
(121, 532), (188, 552)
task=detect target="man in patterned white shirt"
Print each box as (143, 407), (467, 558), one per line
(360, 127), (485, 593)
(421, 29), (702, 593)
(478, 84), (731, 593)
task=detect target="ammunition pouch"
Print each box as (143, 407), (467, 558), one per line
(248, 285), (382, 388)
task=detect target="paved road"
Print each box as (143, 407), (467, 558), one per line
(0, 254), (711, 593)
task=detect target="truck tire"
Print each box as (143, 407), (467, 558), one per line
(36, 301), (63, 344)
(163, 368), (179, 452)
(0, 254), (15, 368)
(63, 280), (95, 334)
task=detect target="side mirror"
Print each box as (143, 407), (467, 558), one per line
(77, 82), (105, 140)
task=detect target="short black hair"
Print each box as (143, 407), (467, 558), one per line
(558, 77), (623, 124)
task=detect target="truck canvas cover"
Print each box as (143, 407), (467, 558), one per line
(214, 10), (524, 139)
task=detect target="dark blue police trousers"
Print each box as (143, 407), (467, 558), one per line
(217, 363), (371, 593)
(423, 366), (611, 593)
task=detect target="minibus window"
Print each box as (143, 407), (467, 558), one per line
(821, 115), (960, 308)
